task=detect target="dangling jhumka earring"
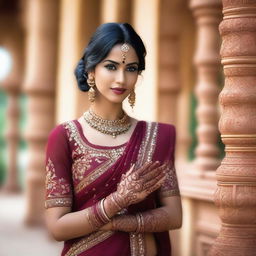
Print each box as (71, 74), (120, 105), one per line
(128, 89), (136, 108)
(121, 43), (130, 64)
(87, 74), (96, 102)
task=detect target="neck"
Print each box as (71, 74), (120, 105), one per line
(90, 101), (124, 121)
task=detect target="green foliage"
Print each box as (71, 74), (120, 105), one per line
(188, 92), (198, 160)
(0, 90), (7, 184)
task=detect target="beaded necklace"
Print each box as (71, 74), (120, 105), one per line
(83, 108), (131, 138)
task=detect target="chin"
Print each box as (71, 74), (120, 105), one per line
(107, 95), (128, 104)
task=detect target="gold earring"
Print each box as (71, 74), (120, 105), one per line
(128, 89), (136, 108)
(87, 75), (96, 102)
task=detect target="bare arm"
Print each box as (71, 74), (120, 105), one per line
(45, 197), (120, 241)
(45, 162), (166, 241)
(102, 195), (182, 233)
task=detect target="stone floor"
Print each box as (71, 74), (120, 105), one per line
(0, 193), (62, 256)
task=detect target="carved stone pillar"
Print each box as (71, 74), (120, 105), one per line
(23, 0), (59, 225)
(209, 1), (256, 255)
(190, 0), (222, 171)
(101, 0), (132, 23)
(158, 0), (182, 126)
(0, 2), (24, 193)
(3, 92), (20, 192)
(56, 0), (100, 122)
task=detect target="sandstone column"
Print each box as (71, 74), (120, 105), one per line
(190, 0), (222, 172)
(23, 0), (59, 225)
(56, 0), (100, 122)
(101, 0), (132, 23)
(130, 0), (159, 121)
(0, 2), (24, 193)
(158, 0), (182, 126)
(209, 1), (256, 255)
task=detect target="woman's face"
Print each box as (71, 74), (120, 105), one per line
(91, 44), (139, 104)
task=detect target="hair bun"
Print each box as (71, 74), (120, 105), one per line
(74, 58), (90, 92)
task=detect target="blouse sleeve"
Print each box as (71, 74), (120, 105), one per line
(45, 124), (73, 209)
(159, 125), (180, 198)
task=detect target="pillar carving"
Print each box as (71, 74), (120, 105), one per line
(23, 0), (59, 225)
(158, 0), (182, 125)
(190, 0), (222, 171)
(0, 2), (24, 192)
(210, 1), (256, 255)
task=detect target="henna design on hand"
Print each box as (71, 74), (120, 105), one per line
(111, 207), (170, 233)
(141, 208), (169, 232)
(112, 214), (138, 232)
(113, 161), (167, 208)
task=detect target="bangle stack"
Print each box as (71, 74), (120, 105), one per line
(86, 198), (111, 229)
(135, 213), (144, 233)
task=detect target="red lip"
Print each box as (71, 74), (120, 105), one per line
(111, 88), (126, 95)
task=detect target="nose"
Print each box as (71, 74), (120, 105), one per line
(116, 69), (125, 85)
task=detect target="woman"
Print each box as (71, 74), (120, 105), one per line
(45, 23), (182, 256)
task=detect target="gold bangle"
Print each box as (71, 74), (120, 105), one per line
(101, 198), (111, 222)
(139, 213), (144, 233)
(135, 213), (141, 233)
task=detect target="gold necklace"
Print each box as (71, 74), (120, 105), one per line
(83, 108), (131, 138)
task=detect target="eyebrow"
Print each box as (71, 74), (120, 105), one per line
(103, 60), (139, 66)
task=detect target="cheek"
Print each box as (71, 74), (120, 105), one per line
(127, 73), (139, 87)
(95, 69), (113, 85)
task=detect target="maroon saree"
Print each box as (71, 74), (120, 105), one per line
(45, 120), (180, 256)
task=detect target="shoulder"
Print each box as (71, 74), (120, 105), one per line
(143, 121), (176, 149)
(47, 120), (75, 141)
(156, 121), (175, 134)
(142, 120), (176, 135)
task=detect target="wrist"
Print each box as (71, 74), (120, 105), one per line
(104, 193), (123, 217)
(112, 191), (128, 209)
(112, 214), (138, 232)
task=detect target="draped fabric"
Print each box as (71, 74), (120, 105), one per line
(45, 120), (179, 256)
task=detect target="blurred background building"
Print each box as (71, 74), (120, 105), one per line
(0, 0), (255, 255)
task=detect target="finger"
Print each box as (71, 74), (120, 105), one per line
(135, 161), (156, 176)
(121, 164), (136, 181)
(125, 161), (153, 180)
(142, 167), (163, 182)
(142, 162), (167, 180)
(145, 175), (166, 194)
(143, 170), (166, 190)
(125, 163), (136, 177)
(139, 161), (161, 176)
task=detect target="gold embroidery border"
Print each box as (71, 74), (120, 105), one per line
(130, 232), (146, 256)
(65, 231), (114, 256)
(74, 159), (113, 193)
(64, 121), (126, 156)
(63, 121), (125, 192)
(130, 122), (158, 256)
(160, 164), (180, 198)
(45, 197), (72, 209)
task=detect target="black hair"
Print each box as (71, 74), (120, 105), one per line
(74, 22), (147, 92)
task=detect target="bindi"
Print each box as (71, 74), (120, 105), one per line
(120, 43), (130, 64)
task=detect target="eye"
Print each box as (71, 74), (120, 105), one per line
(127, 66), (138, 72)
(104, 64), (116, 71)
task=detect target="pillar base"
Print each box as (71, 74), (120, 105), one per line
(209, 225), (256, 256)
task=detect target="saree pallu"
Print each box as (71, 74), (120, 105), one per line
(45, 120), (180, 256)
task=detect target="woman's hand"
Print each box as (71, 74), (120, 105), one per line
(112, 161), (167, 208)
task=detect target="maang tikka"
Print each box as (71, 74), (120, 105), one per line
(121, 43), (130, 63)
(87, 74), (96, 102)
